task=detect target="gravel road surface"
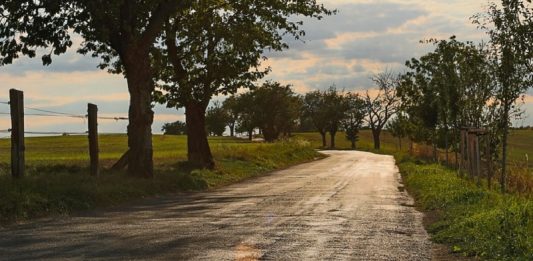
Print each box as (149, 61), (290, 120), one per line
(0, 151), (431, 260)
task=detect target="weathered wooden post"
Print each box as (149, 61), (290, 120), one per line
(468, 128), (487, 187)
(459, 128), (467, 176)
(468, 131), (476, 180)
(485, 136), (493, 190)
(88, 103), (99, 177)
(474, 132), (481, 187)
(9, 89), (25, 178)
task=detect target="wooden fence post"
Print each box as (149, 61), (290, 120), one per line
(459, 129), (466, 176)
(486, 137), (493, 190)
(88, 103), (99, 177)
(474, 134), (481, 187)
(9, 89), (25, 178)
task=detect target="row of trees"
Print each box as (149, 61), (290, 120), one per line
(1, 0), (333, 175)
(165, 78), (397, 152)
(387, 0), (532, 192)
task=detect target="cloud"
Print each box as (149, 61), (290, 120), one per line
(0, 0), (531, 128)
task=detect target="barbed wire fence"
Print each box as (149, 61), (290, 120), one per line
(1, 89), (129, 178)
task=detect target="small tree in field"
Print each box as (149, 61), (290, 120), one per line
(250, 82), (301, 142)
(206, 102), (229, 136)
(365, 71), (401, 150)
(342, 93), (366, 149)
(222, 96), (239, 137)
(303, 91), (329, 147)
(233, 92), (258, 141)
(324, 86), (349, 149)
(162, 121), (187, 135)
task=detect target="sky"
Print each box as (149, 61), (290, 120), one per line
(0, 0), (532, 136)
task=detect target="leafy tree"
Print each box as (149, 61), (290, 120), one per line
(476, 0), (532, 192)
(233, 92), (258, 141)
(323, 86), (349, 149)
(162, 121), (187, 135)
(342, 93), (366, 149)
(155, 0), (332, 168)
(303, 90), (329, 147)
(250, 82), (301, 142)
(400, 37), (495, 162)
(206, 101), (229, 136)
(0, 0), (192, 177)
(222, 96), (239, 137)
(365, 71), (401, 150)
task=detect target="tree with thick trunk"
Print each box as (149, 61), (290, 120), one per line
(0, 0), (192, 178)
(155, 0), (331, 168)
(185, 102), (214, 168)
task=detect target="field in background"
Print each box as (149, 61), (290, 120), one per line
(295, 130), (400, 154)
(0, 135), (251, 170)
(296, 129), (533, 167)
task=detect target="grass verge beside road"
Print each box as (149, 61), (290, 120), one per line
(0, 136), (322, 225)
(398, 158), (532, 260)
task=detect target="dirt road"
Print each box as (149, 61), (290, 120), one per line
(0, 151), (431, 260)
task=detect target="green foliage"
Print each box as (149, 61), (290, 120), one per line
(161, 120), (187, 135)
(301, 85), (350, 147)
(227, 82), (301, 141)
(155, 0), (333, 108)
(400, 161), (533, 260)
(0, 135), (321, 224)
(251, 82), (302, 142)
(206, 101), (229, 136)
(342, 93), (366, 149)
(302, 90), (330, 142)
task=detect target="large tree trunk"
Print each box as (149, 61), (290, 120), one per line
(263, 126), (278, 142)
(185, 102), (215, 169)
(372, 129), (381, 150)
(123, 50), (154, 178)
(351, 139), (356, 149)
(320, 131), (327, 148)
(330, 131), (336, 149)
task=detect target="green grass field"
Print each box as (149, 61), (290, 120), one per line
(295, 130), (401, 153)
(0, 135), (321, 224)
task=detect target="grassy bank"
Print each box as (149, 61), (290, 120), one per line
(0, 136), (322, 225)
(398, 159), (532, 260)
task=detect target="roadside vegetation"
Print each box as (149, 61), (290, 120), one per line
(0, 135), (321, 225)
(399, 160), (532, 260)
